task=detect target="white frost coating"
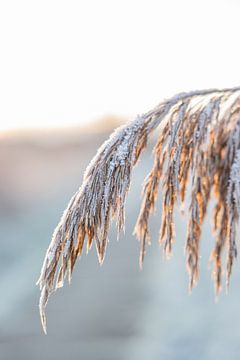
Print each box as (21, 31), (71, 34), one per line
(228, 149), (240, 216)
(169, 100), (190, 148)
(47, 244), (57, 262)
(194, 98), (217, 141)
(63, 239), (71, 257)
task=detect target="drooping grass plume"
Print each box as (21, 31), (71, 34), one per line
(38, 87), (240, 333)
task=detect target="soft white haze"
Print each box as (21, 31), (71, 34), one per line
(0, 0), (239, 130)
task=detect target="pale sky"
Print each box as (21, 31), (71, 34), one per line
(0, 0), (240, 130)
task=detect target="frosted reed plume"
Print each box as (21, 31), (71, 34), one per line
(38, 87), (240, 333)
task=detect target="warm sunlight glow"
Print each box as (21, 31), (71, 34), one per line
(0, 0), (239, 130)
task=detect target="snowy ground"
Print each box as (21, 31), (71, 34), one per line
(1, 129), (240, 360)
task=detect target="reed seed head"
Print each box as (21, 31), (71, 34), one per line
(38, 87), (240, 333)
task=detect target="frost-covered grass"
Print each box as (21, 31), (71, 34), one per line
(38, 87), (240, 333)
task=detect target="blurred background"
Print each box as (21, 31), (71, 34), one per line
(1, 0), (240, 359)
(1, 120), (240, 360)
